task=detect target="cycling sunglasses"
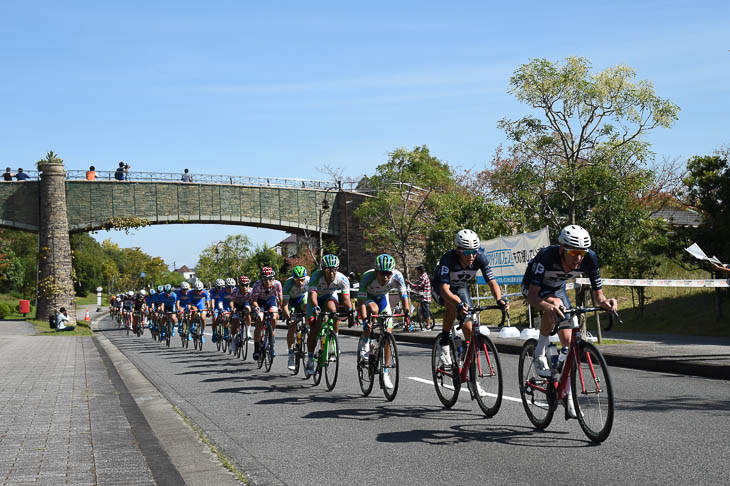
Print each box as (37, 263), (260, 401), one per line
(376, 270), (393, 277)
(460, 249), (478, 256)
(564, 248), (587, 257)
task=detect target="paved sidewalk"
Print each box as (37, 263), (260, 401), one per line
(0, 322), (155, 485)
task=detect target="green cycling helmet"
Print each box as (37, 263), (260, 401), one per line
(292, 266), (307, 278)
(375, 253), (396, 272)
(322, 254), (340, 269)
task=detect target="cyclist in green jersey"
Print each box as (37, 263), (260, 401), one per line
(281, 266), (310, 370)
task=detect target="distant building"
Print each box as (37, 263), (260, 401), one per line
(174, 265), (196, 281)
(275, 234), (301, 258)
(651, 208), (702, 227)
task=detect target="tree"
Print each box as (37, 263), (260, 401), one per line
(496, 56), (679, 226)
(195, 234), (255, 284)
(355, 145), (453, 278)
(243, 243), (285, 280)
(682, 153), (730, 318)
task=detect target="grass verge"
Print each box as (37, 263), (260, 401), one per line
(29, 319), (94, 336)
(172, 405), (249, 485)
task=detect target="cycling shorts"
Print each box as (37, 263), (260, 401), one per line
(257, 295), (278, 313)
(520, 284), (571, 309)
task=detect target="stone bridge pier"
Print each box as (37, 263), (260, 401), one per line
(37, 161), (75, 324)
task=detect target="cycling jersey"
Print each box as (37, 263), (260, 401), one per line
(232, 287), (252, 311)
(358, 269), (408, 300)
(178, 290), (192, 309)
(521, 245), (602, 293)
(218, 287), (238, 311)
(432, 249), (495, 292)
(308, 270), (350, 300)
(122, 297), (133, 311)
(133, 295), (146, 311)
(144, 294), (154, 308)
(158, 291), (178, 311)
(283, 276), (309, 301)
(250, 280), (283, 309)
(188, 289), (209, 310)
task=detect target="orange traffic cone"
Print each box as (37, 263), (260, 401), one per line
(84, 309), (90, 322)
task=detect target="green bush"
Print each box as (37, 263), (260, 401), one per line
(0, 302), (11, 319)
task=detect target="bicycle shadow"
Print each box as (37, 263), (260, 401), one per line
(376, 423), (590, 448)
(616, 395), (730, 415)
(301, 405), (482, 423)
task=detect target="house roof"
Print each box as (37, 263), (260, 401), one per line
(277, 234), (298, 245)
(651, 208), (702, 227)
(174, 265), (193, 273)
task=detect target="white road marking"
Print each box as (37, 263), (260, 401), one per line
(407, 376), (522, 403)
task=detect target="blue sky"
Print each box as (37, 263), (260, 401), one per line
(2, 1), (728, 270)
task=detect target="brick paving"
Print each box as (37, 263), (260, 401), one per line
(0, 324), (154, 485)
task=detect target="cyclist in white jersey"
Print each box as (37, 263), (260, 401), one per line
(357, 254), (411, 390)
(305, 254), (351, 375)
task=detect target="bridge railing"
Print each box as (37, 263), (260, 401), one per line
(63, 170), (362, 191)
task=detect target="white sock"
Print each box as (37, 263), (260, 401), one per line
(535, 334), (549, 357)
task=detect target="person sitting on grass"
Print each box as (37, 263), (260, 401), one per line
(55, 307), (75, 332)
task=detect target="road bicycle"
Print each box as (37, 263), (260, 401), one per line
(123, 310), (133, 335)
(308, 310), (352, 391)
(231, 308), (249, 360)
(289, 312), (308, 375)
(518, 306), (620, 443)
(189, 308), (205, 351)
(160, 311), (175, 347)
(431, 305), (506, 417)
(133, 311), (144, 337)
(357, 312), (405, 401)
(256, 311), (276, 372)
(179, 309), (191, 348)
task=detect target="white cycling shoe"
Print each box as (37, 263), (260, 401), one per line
(382, 371), (394, 390)
(533, 355), (552, 378)
(439, 347), (452, 368)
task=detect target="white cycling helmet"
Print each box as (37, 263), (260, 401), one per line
(127, 290), (134, 297)
(558, 225), (591, 250)
(139, 289), (147, 296)
(225, 277), (236, 287)
(214, 278), (225, 288)
(194, 280), (204, 291)
(454, 229), (480, 250)
(180, 281), (190, 290)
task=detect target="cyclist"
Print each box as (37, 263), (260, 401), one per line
(132, 289), (147, 334)
(210, 279), (225, 342)
(230, 276), (252, 353)
(251, 267), (283, 361)
(433, 229), (509, 369)
(144, 288), (156, 328)
(521, 224), (617, 419)
(357, 254), (410, 390)
(176, 281), (192, 338)
(218, 278), (239, 344)
(157, 284), (179, 337)
(122, 291), (135, 330)
(305, 254), (352, 375)
(281, 266), (310, 371)
(187, 279), (210, 343)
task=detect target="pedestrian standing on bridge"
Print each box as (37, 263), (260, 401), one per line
(3, 168), (14, 181)
(114, 162), (128, 181)
(86, 165), (96, 181)
(15, 168), (29, 181)
(181, 168), (193, 182)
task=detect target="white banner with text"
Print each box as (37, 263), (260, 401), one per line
(477, 227), (550, 285)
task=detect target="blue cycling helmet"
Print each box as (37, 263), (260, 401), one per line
(375, 254), (396, 272)
(149, 288), (156, 295)
(322, 254), (340, 269)
(164, 283), (172, 292)
(157, 285), (164, 293)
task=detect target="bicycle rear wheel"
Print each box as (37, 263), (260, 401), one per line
(165, 322), (171, 347)
(215, 322), (222, 351)
(264, 324), (275, 372)
(293, 322), (306, 375)
(312, 337), (323, 386)
(324, 332), (339, 391)
(380, 332), (399, 402)
(431, 333), (460, 408)
(572, 341), (614, 443)
(357, 335), (375, 396)
(471, 335), (503, 417)
(518, 339), (554, 429)
(241, 324), (249, 361)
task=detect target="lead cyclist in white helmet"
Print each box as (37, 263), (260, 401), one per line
(521, 224), (617, 418)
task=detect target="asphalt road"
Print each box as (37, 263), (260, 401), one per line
(99, 317), (730, 485)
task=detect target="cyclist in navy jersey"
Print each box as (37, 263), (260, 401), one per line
(521, 224), (617, 418)
(432, 229), (509, 368)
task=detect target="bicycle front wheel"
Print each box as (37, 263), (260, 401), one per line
(312, 337), (323, 386)
(294, 324), (306, 375)
(572, 341), (614, 443)
(324, 332), (339, 391)
(357, 335), (374, 396)
(241, 324), (249, 360)
(165, 322), (171, 347)
(471, 335), (503, 417)
(380, 332), (399, 402)
(264, 324), (275, 372)
(431, 334), (460, 408)
(518, 339), (554, 429)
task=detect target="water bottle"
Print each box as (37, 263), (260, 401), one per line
(557, 346), (569, 372)
(547, 344), (559, 370)
(454, 335), (463, 361)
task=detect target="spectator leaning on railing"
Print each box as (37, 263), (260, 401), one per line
(3, 167), (14, 181)
(181, 168), (193, 182)
(114, 162), (129, 181)
(15, 168), (29, 181)
(86, 165), (96, 181)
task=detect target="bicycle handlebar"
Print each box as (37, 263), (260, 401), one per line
(560, 306), (623, 325)
(457, 305), (509, 327)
